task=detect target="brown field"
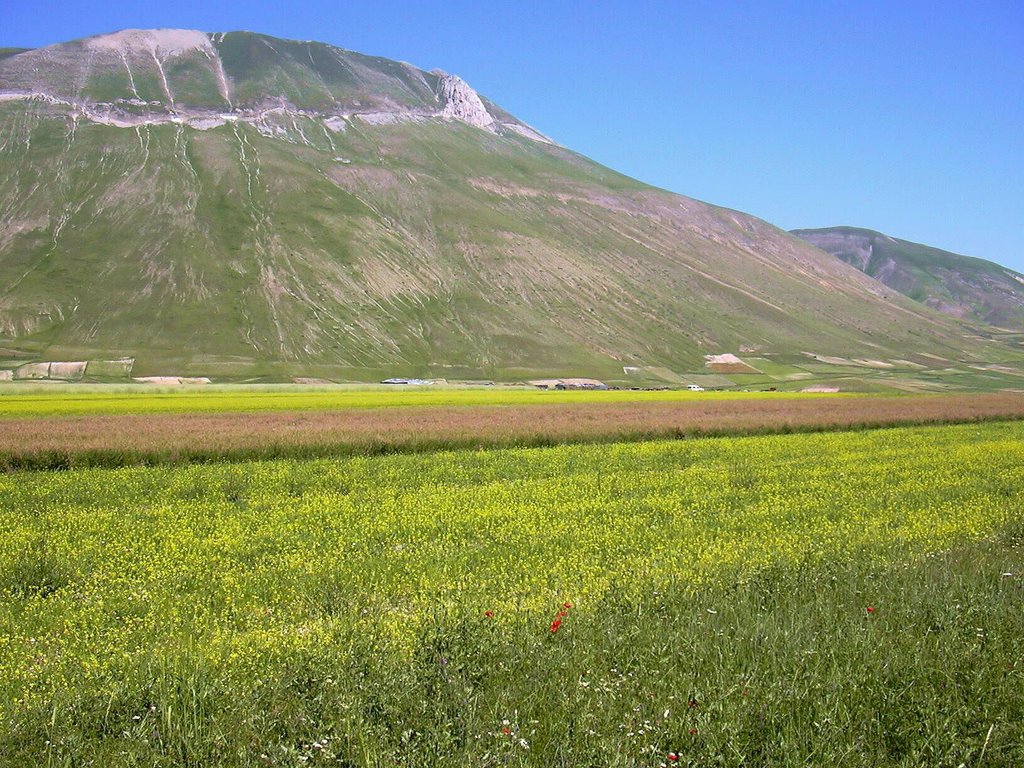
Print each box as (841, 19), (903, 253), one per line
(706, 361), (762, 374)
(2, 392), (1024, 470)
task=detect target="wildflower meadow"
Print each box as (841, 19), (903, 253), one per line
(1, 421), (1022, 765)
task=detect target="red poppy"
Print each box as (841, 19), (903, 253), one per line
(550, 618), (562, 633)
(501, 727), (511, 735)
(866, 606), (876, 614)
(667, 753), (679, 762)
(563, 602), (573, 609)
(484, 610), (494, 618)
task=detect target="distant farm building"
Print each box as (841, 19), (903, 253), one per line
(528, 378), (608, 391)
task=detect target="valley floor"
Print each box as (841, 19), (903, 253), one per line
(1, 419), (1023, 765)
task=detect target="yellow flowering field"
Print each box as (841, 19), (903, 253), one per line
(1, 421), (1023, 765)
(0, 386), (826, 418)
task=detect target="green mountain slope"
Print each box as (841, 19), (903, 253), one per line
(0, 30), (1021, 383)
(793, 227), (1024, 329)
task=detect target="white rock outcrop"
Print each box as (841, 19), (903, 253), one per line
(435, 72), (496, 132)
(84, 28), (213, 56)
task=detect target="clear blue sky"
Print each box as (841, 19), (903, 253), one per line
(6, 1), (1023, 269)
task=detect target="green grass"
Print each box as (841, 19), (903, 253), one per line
(1, 422), (1023, 765)
(0, 386), (842, 418)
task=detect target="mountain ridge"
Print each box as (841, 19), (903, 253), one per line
(0, 29), (552, 142)
(793, 226), (1024, 330)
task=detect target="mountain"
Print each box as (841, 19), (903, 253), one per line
(0, 30), (1021, 385)
(793, 227), (1024, 330)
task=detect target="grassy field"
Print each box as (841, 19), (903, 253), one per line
(1, 391), (1023, 471)
(2, 422), (1023, 765)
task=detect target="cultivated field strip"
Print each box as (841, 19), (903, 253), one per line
(1, 392), (1023, 469)
(0, 388), (819, 418)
